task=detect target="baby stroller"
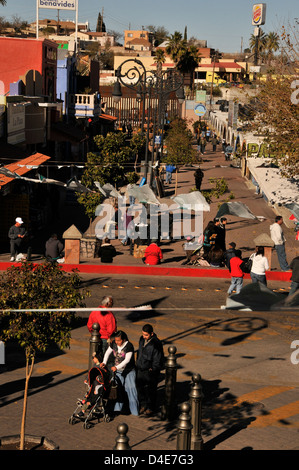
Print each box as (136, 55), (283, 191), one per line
(69, 366), (117, 429)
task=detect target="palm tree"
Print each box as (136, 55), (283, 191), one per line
(265, 31), (280, 63)
(0, 0), (7, 5)
(177, 44), (200, 89)
(153, 48), (166, 76)
(166, 31), (186, 64)
(249, 28), (267, 62)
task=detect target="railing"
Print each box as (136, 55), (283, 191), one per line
(68, 93), (102, 118)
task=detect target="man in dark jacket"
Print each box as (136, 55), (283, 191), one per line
(136, 324), (164, 416)
(224, 241), (236, 271)
(8, 217), (27, 261)
(288, 255), (299, 296)
(45, 233), (64, 261)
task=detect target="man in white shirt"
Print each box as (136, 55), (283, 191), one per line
(270, 216), (289, 271)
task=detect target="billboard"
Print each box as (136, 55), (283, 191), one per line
(38, 0), (77, 10)
(252, 3), (266, 26)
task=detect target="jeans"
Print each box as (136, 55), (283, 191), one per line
(136, 369), (160, 411)
(114, 369), (139, 416)
(165, 171), (172, 183)
(250, 272), (267, 286)
(289, 281), (299, 296)
(275, 244), (289, 271)
(227, 277), (243, 294)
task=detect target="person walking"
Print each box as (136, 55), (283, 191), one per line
(227, 249), (244, 295)
(87, 296), (117, 354)
(288, 255), (299, 296)
(136, 324), (164, 416)
(270, 216), (289, 271)
(194, 167), (204, 191)
(250, 246), (269, 286)
(200, 135), (207, 154)
(211, 135), (217, 151)
(8, 217), (27, 261)
(165, 164), (176, 184)
(101, 330), (139, 416)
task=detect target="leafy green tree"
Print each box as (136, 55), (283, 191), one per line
(77, 132), (145, 223)
(0, 261), (88, 450)
(163, 118), (197, 193)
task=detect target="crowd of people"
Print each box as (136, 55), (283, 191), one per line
(84, 295), (164, 419)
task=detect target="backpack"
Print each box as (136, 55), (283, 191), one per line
(240, 258), (253, 273)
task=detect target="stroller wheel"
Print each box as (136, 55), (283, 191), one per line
(104, 415), (111, 423)
(83, 421), (93, 429)
(69, 416), (77, 425)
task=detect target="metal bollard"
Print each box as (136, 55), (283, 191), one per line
(88, 323), (101, 370)
(113, 423), (131, 450)
(176, 402), (193, 450)
(161, 345), (177, 420)
(189, 374), (204, 450)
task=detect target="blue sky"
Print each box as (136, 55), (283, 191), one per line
(1, 0), (297, 52)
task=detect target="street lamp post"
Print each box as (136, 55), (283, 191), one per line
(112, 58), (184, 183)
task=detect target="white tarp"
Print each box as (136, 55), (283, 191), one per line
(171, 191), (210, 212)
(127, 183), (160, 205)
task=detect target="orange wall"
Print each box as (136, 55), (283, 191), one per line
(0, 38), (44, 94)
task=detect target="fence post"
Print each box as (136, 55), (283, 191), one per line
(88, 323), (101, 370)
(113, 423), (131, 450)
(176, 402), (192, 450)
(189, 374), (204, 450)
(161, 345), (177, 420)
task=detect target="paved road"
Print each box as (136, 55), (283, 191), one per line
(1, 273), (298, 451)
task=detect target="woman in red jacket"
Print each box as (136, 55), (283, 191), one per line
(143, 240), (163, 265)
(87, 296), (117, 354)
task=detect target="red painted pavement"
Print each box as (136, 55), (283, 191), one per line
(0, 262), (291, 281)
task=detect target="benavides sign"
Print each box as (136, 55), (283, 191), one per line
(38, 0), (77, 10)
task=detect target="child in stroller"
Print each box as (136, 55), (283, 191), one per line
(69, 353), (116, 428)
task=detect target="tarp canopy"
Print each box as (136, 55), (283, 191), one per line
(127, 183), (160, 205)
(216, 202), (257, 220)
(225, 282), (285, 311)
(94, 182), (121, 199)
(171, 191), (210, 212)
(285, 203), (299, 221)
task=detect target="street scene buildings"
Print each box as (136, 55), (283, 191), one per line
(0, 1), (298, 453)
